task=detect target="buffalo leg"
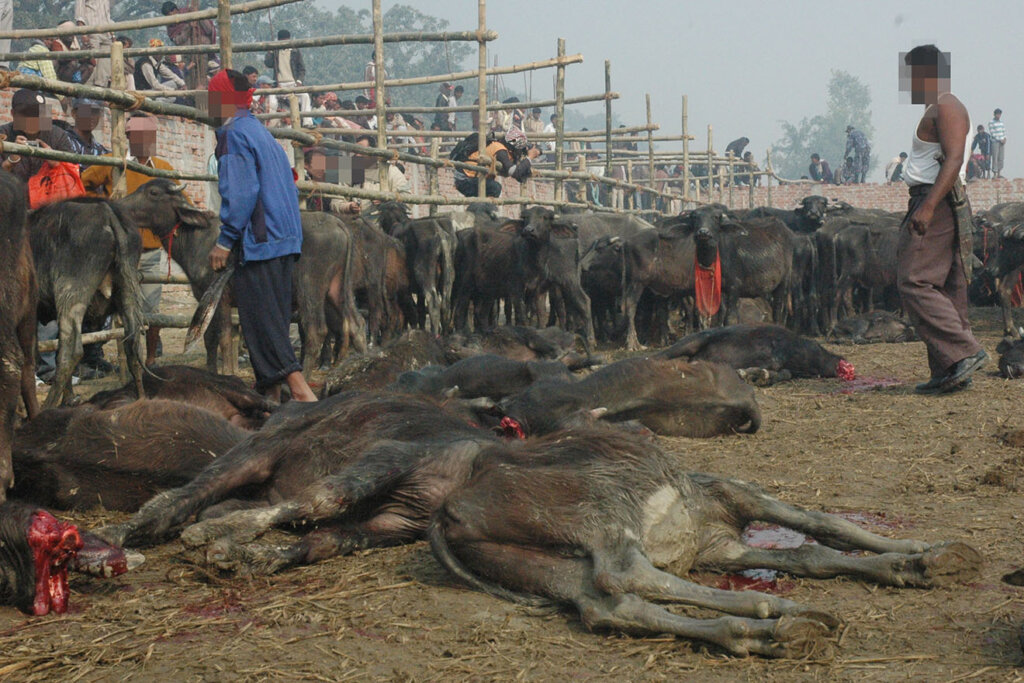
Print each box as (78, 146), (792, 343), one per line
(561, 282), (596, 348)
(46, 302), (88, 409)
(16, 307), (39, 419)
(997, 267), (1024, 337)
(435, 536), (832, 658)
(179, 442), (421, 548)
(622, 281), (645, 351)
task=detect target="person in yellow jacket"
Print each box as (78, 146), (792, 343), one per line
(81, 114), (176, 365)
(453, 127), (536, 198)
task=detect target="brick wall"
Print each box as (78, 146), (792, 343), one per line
(707, 177), (1024, 213)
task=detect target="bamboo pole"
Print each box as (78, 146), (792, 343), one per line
(0, 0), (297, 40)
(625, 160), (633, 210)
(109, 41), (128, 200)
(645, 93), (654, 211)
(428, 137), (439, 216)
(0, 29), (499, 64)
(749, 163), (755, 208)
(325, 124), (659, 139)
(295, 92), (617, 117)
(553, 38), (565, 202)
(290, 95), (305, 207)
(476, 0), (487, 199)
(727, 151), (734, 208)
(218, 0), (232, 71)
(0, 140), (216, 180)
(706, 124), (713, 200)
(766, 147), (773, 207)
(682, 94), (690, 205)
(604, 60), (612, 178)
(137, 52), (585, 99)
(0, 71), (212, 122)
(372, 0), (388, 193)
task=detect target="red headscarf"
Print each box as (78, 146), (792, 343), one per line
(208, 69), (253, 110)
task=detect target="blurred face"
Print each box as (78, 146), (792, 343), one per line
(74, 104), (102, 132)
(307, 152), (327, 181)
(13, 105), (49, 137)
(201, 92), (243, 123)
(127, 118), (158, 158)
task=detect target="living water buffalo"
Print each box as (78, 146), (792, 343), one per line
(660, 325), (852, 382)
(0, 169), (38, 501)
(344, 213), (414, 344)
(94, 392), (502, 575)
(86, 365), (274, 429)
(687, 204), (794, 327)
(832, 222), (901, 327)
(321, 329), (448, 396)
(1, 500), (140, 615)
(749, 195), (829, 234)
(378, 202), (456, 336)
(163, 199), (367, 373)
(829, 311), (917, 344)
(994, 222), (1024, 337)
(29, 188), (164, 407)
(11, 400), (247, 511)
(789, 233), (820, 335)
(498, 356), (761, 437)
(428, 427), (982, 657)
(393, 354), (574, 400)
(454, 214), (595, 345)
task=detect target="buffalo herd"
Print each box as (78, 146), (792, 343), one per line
(5, 167), (1024, 658)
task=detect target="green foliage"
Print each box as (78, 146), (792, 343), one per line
(772, 70), (875, 179)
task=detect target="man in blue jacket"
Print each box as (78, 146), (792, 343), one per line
(206, 69), (317, 402)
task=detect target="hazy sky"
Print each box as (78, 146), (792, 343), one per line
(319, 0), (1024, 180)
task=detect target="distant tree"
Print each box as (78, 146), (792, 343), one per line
(772, 70), (874, 180)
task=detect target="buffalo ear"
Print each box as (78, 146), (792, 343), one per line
(551, 221), (578, 239)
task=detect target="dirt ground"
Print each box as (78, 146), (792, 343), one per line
(4, 299), (1024, 681)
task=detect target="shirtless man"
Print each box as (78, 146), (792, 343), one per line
(897, 44), (986, 394)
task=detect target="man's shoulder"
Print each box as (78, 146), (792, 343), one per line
(151, 156), (174, 170)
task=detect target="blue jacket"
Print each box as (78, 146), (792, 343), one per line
(215, 109), (302, 262)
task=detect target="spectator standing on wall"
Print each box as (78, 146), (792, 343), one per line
(17, 36), (59, 80)
(885, 152), (908, 183)
(543, 113), (557, 153)
(971, 124), (991, 178)
(724, 136), (749, 160)
(448, 85), (464, 130)
(265, 30), (310, 117)
(363, 51), (387, 106)
(523, 107), (544, 135)
(134, 40), (185, 102)
(116, 36), (136, 89)
(988, 108), (1006, 178)
(844, 125), (871, 183)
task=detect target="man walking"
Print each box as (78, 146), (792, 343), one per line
(897, 44), (986, 394)
(206, 69), (317, 402)
(989, 108), (1006, 178)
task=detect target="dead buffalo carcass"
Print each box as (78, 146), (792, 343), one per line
(443, 325), (597, 369)
(829, 311), (917, 344)
(29, 181), (192, 407)
(660, 324), (853, 385)
(87, 364), (274, 429)
(997, 337), (1024, 378)
(429, 427), (982, 657)
(1, 500), (138, 615)
(0, 169), (39, 501)
(321, 329), (448, 396)
(497, 356), (761, 437)
(11, 400), (247, 512)
(393, 354), (574, 400)
(93, 393), (500, 573)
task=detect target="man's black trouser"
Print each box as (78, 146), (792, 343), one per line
(234, 253), (302, 391)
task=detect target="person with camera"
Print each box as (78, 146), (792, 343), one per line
(451, 127), (538, 198)
(0, 89), (75, 182)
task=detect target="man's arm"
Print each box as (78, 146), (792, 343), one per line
(216, 132), (260, 250)
(292, 50), (305, 82)
(909, 94), (969, 235)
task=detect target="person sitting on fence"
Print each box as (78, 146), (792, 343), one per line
(162, 0), (216, 88)
(242, 65), (260, 87)
(117, 36), (136, 89)
(134, 40), (185, 103)
(448, 85), (464, 131)
(735, 151), (760, 186)
(432, 83), (454, 131)
(523, 108), (545, 135)
(81, 114), (177, 366)
(354, 134), (409, 210)
(17, 34), (60, 80)
(53, 21), (95, 87)
(724, 136), (749, 160)
(451, 127), (536, 198)
(808, 153), (834, 183)
(58, 98), (109, 165)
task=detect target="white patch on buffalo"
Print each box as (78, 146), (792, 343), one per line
(640, 485), (698, 570)
(99, 272), (114, 300)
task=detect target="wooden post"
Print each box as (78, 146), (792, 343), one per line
(476, 0), (488, 199)
(553, 38), (566, 202)
(428, 136), (440, 216)
(706, 124), (713, 203)
(109, 41), (127, 200)
(372, 0), (389, 193)
(290, 94), (305, 208)
(727, 150), (734, 208)
(217, 0), (232, 70)
(748, 163), (755, 208)
(766, 147), (773, 208)
(645, 93), (655, 211)
(625, 160), (633, 210)
(681, 95), (689, 206)
(604, 60), (612, 179)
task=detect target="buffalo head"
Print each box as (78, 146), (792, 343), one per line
(795, 195), (828, 229)
(120, 179), (210, 240)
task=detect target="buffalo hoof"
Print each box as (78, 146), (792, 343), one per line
(920, 542), (983, 587)
(767, 613), (837, 660)
(204, 538), (296, 576)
